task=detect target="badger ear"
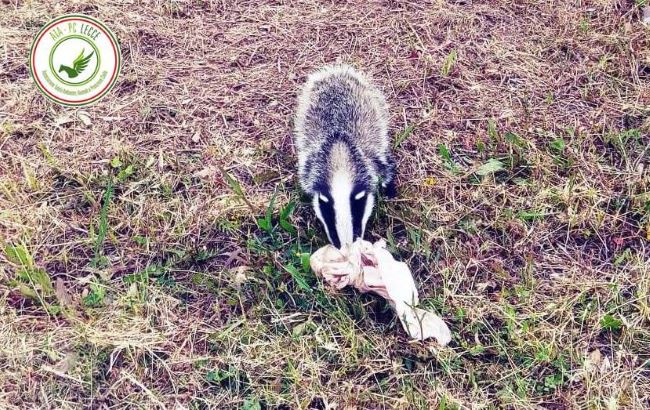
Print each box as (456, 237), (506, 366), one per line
(375, 154), (397, 198)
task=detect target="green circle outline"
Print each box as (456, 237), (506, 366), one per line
(28, 14), (122, 107)
(48, 35), (101, 86)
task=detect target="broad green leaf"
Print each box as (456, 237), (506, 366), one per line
(279, 219), (296, 235)
(16, 282), (39, 299)
(437, 144), (461, 174)
(117, 164), (134, 182)
(18, 268), (54, 295)
(394, 124), (415, 148)
(110, 157), (122, 168)
(441, 49), (457, 77)
(265, 191), (276, 223)
(279, 201), (296, 221)
(83, 283), (106, 307)
(300, 252), (311, 273)
(205, 369), (232, 384)
(437, 144), (452, 162)
(505, 132), (527, 148)
(517, 210), (545, 221)
(223, 171), (245, 199)
(285, 264), (311, 292)
(4, 244), (33, 267)
(257, 191), (276, 233)
(256, 218), (271, 232)
(550, 138), (565, 153)
(279, 201), (297, 234)
(123, 270), (149, 284)
(600, 314), (622, 331)
(476, 159), (505, 176)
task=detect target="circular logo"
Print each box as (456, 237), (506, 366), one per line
(29, 14), (120, 106)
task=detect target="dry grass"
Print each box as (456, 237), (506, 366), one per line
(1, 0), (649, 408)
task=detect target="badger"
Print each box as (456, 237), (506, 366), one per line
(294, 65), (396, 249)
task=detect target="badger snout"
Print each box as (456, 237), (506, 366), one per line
(335, 213), (355, 249)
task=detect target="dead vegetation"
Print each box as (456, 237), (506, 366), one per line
(1, 0), (649, 408)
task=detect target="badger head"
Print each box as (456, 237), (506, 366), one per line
(310, 141), (376, 249)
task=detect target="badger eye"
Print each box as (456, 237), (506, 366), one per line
(318, 193), (329, 203)
(353, 191), (366, 200)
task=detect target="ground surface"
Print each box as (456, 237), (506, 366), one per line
(1, 0), (649, 409)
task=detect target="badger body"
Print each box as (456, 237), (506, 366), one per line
(294, 65), (395, 249)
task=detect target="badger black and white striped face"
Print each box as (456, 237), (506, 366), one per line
(312, 173), (375, 249)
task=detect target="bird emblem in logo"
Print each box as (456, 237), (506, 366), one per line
(58, 48), (94, 79)
(29, 14), (121, 106)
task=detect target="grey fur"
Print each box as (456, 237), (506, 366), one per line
(294, 64), (395, 196)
